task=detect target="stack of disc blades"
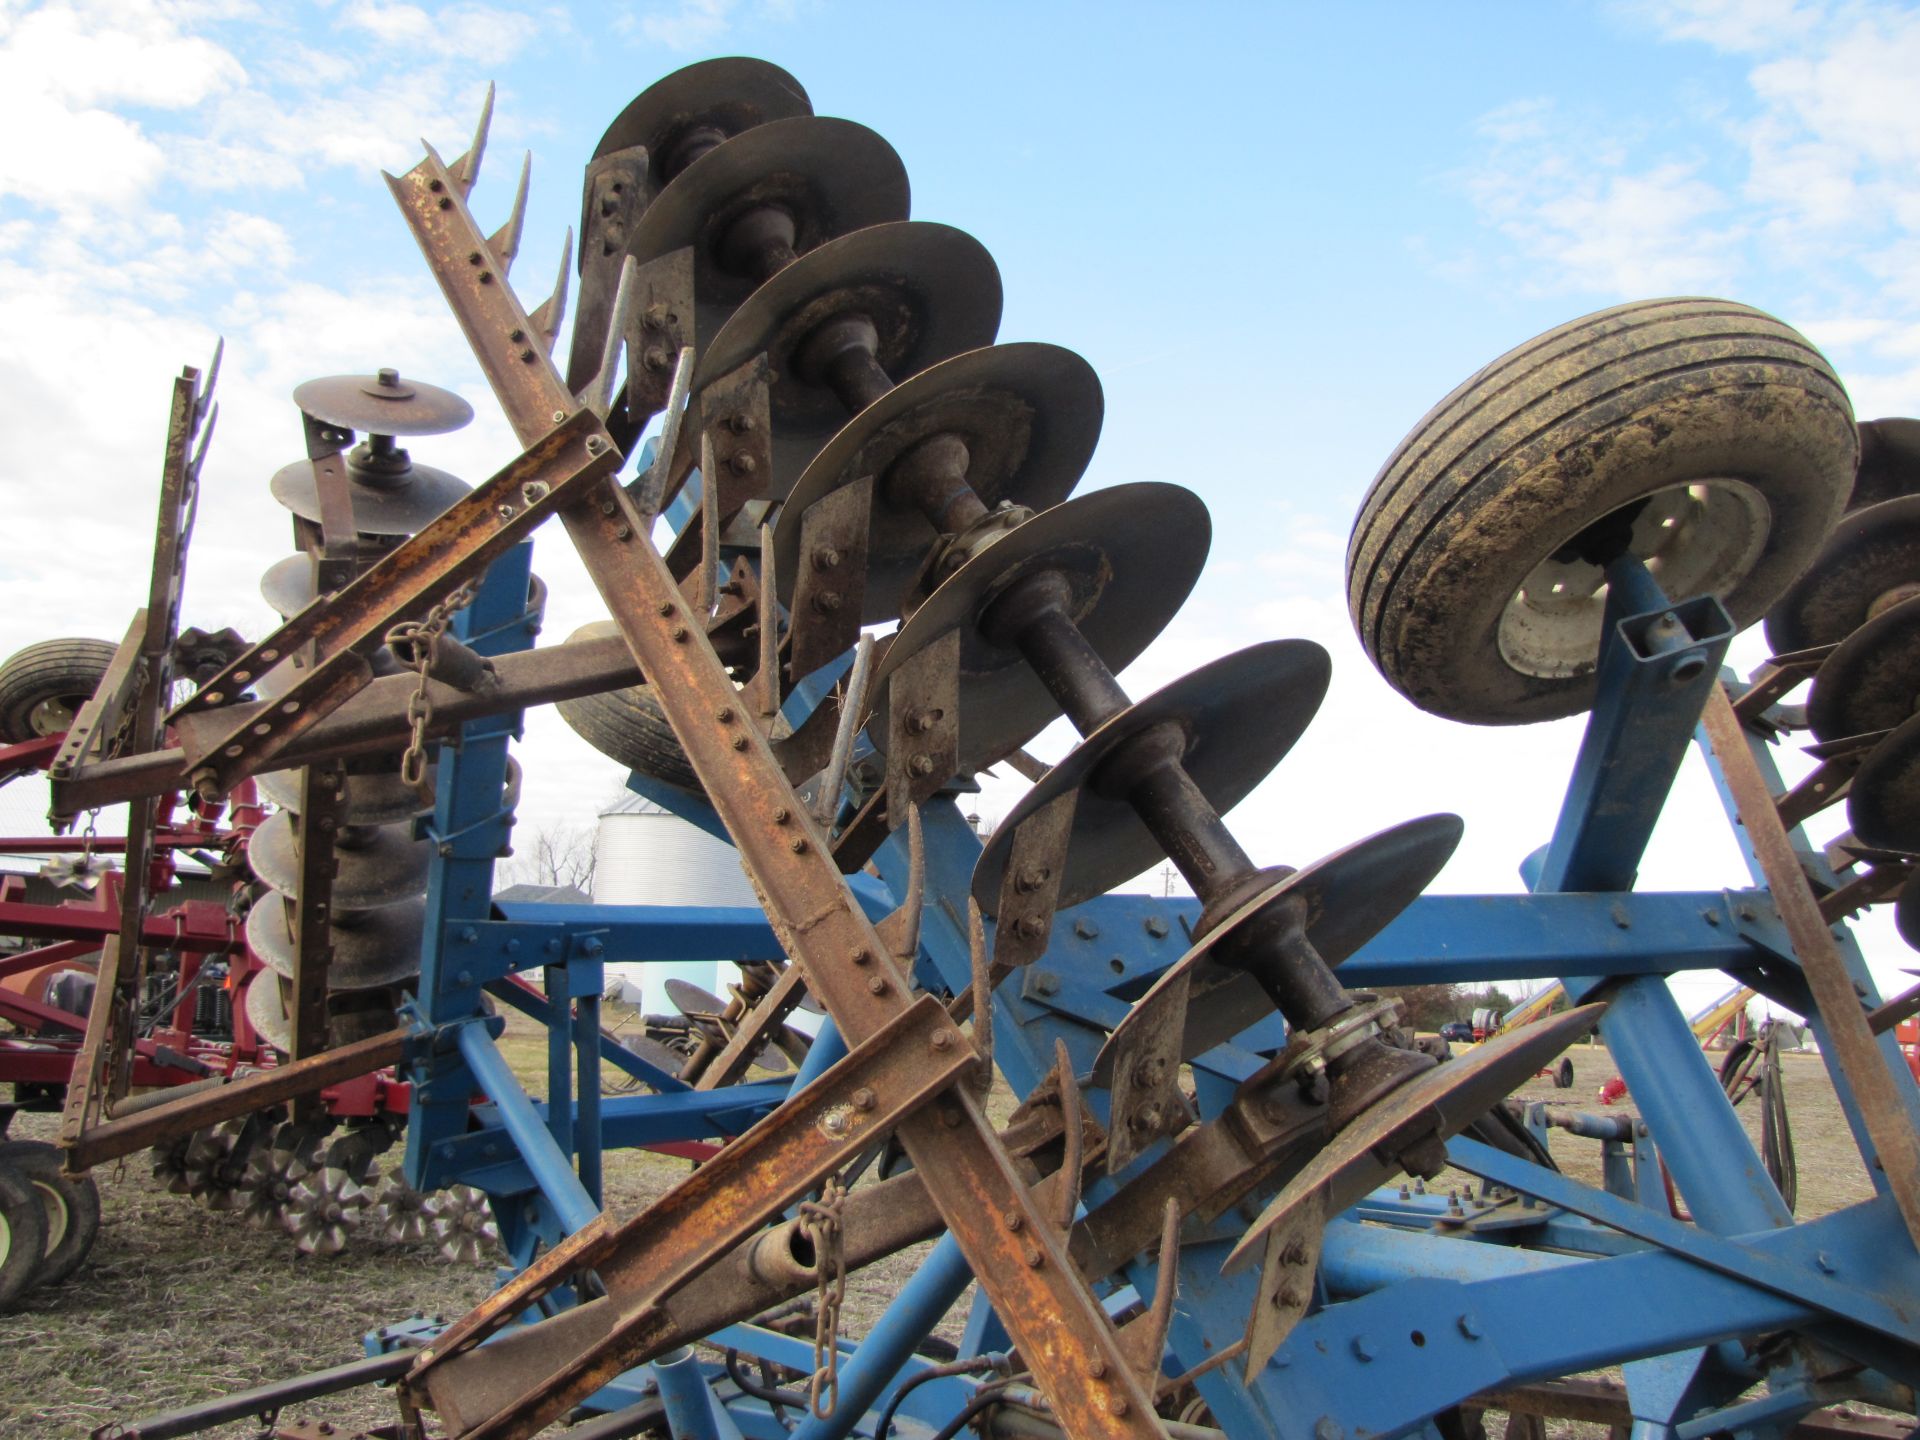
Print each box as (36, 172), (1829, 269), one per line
(1764, 417), (1920, 940)
(242, 369), (473, 1051)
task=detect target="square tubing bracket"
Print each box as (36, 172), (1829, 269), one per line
(1534, 559), (1734, 898)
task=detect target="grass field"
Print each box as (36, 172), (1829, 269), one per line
(0, 1021), (1894, 1438)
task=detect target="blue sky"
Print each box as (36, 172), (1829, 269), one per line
(2, 0), (1917, 1004)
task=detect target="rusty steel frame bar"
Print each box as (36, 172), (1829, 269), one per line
(1700, 685), (1920, 1250)
(289, 763), (346, 1070)
(691, 960), (810, 1091)
(415, 999), (971, 1437)
(65, 1026), (410, 1171)
(168, 410), (618, 797)
(382, 127), (1167, 1440)
(54, 632), (642, 813)
(57, 360), (212, 1143)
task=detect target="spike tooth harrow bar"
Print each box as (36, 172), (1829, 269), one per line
(29, 54), (1920, 1440)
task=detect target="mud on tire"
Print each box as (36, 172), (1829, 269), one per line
(1348, 298), (1856, 725)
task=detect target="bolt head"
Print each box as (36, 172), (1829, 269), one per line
(851, 1087), (876, 1111)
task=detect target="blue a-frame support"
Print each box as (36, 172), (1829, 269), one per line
(375, 530), (1920, 1440)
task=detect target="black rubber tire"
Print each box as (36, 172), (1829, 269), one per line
(554, 624), (700, 793)
(0, 637), (119, 743)
(0, 1140), (101, 1288)
(0, 1160), (49, 1312)
(1553, 1057), (1575, 1090)
(1348, 298), (1856, 725)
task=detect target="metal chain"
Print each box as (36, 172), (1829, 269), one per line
(798, 1174), (849, 1419)
(385, 581), (476, 798)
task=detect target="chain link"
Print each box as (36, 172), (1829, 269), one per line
(798, 1174), (849, 1419)
(385, 581), (477, 798)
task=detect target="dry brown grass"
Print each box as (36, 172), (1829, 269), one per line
(0, 1020), (1893, 1438)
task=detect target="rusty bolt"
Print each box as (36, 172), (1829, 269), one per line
(908, 710), (937, 735)
(1017, 866), (1050, 894)
(1086, 1358), (1107, 1379)
(600, 499), (618, 516)
(868, 976), (889, 995)
(657, 601), (675, 616)
(1015, 915), (1047, 939)
(615, 524), (632, 540)
(716, 706), (734, 722)
(1134, 1104), (1163, 1131)
(813, 547), (842, 570)
(497, 505), (516, 521)
(930, 1028), (954, 1051)
(1107, 1398), (1130, 1418)
(849, 945), (870, 964)
(1004, 1211), (1024, 1231)
(731, 735), (749, 751)
(820, 1110), (850, 1139)
(812, 592), (843, 615)
(643, 346), (669, 371)
(672, 626), (690, 642)
(852, 1087), (876, 1111)
(584, 435), (606, 455)
(1273, 1286), (1300, 1308)
(729, 413), (757, 434)
(729, 453), (757, 476)
(790, 837), (809, 853)
(774, 807), (791, 824)
(909, 754), (935, 777)
(1023, 1245), (1043, 1269)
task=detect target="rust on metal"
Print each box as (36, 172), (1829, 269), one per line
(413, 995), (973, 1436)
(170, 411), (619, 797)
(65, 1028), (410, 1171)
(1701, 684), (1920, 1250)
(59, 633), (643, 812)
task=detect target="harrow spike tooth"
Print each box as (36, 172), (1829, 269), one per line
(580, 253), (639, 419)
(699, 430), (723, 614)
(967, 896), (994, 1089)
(528, 227), (574, 355)
(195, 336), (225, 422)
(632, 344), (696, 519)
(813, 632), (875, 828)
(187, 400), (219, 480)
(757, 520), (781, 719)
(485, 150), (533, 273)
(897, 802), (926, 962)
(449, 81), (496, 197)
(1053, 1035), (1084, 1230)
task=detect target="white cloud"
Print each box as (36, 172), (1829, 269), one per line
(620, 0), (736, 49)
(1618, 0), (1825, 53)
(1457, 1), (1920, 418)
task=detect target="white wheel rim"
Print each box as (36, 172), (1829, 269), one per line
(1498, 479), (1770, 680)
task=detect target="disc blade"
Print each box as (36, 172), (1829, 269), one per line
(1223, 1004), (1605, 1275)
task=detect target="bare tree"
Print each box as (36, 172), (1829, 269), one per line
(499, 820), (597, 893)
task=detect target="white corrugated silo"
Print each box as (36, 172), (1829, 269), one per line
(593, 793), (761, 1020)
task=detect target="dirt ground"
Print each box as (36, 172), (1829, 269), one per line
(0, 1024), (1894, 1439)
